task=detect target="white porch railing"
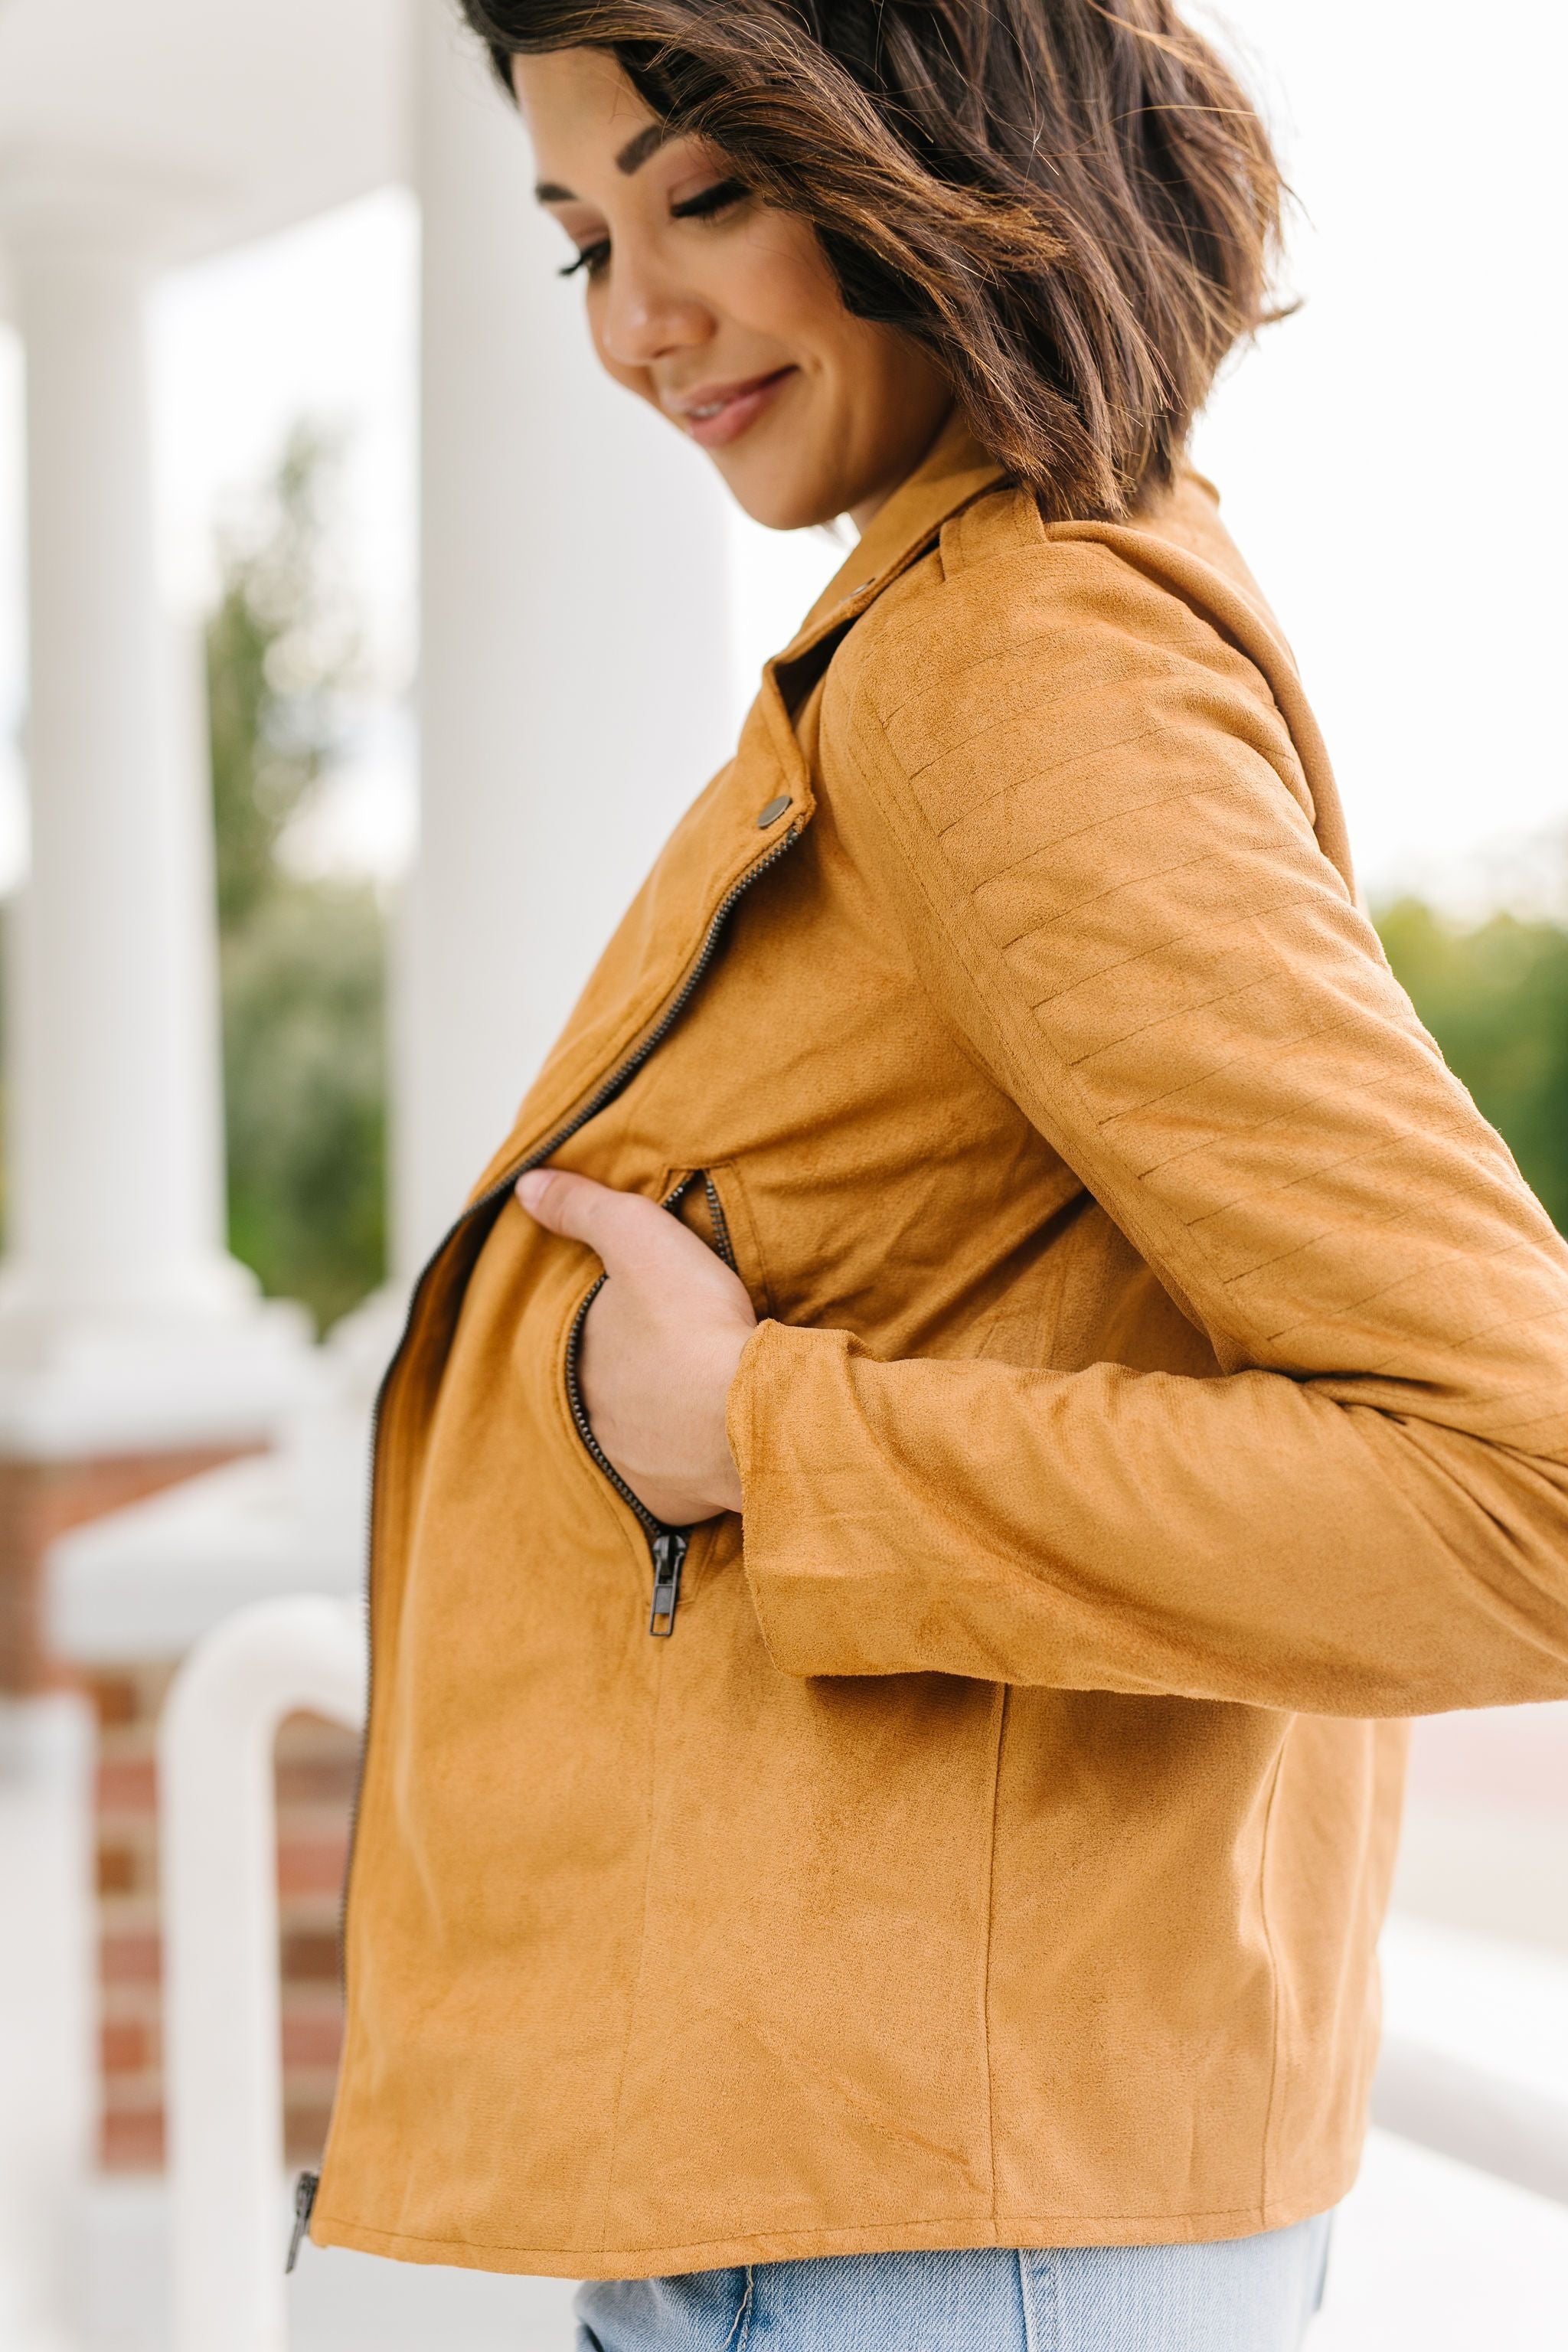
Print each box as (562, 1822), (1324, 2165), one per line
(1370, 2034), (1568, 2208)
(159, 1596), (365, 2352)
(159, 1600), (1568, 2350)
(0, 1689), (95, 2352)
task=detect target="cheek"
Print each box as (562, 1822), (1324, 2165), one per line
(717, 212), (842, 354)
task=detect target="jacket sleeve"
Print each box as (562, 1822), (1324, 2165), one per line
(727, 546), (1568, 1715)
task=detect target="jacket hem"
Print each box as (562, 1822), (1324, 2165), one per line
(309, 2160), (1357, 2280)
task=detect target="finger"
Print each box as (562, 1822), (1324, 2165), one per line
(514, 1168), (707, 1280)
(514, 1168), (626, 1246)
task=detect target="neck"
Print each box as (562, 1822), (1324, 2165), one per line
(847, 405), (959, 535)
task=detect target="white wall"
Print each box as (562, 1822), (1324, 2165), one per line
(1191, 0), (1567, 906)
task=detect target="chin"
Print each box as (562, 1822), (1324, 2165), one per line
(711, 452), (847, 535)
(724, 468), (846, 529)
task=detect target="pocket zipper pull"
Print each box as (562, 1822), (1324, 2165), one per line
(286, 2169), (319, 2273)
(648, 1529), (688, 1637)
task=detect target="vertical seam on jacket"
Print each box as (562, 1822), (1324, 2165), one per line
(1256, 1730), (1291, 2216)
(982, 1681), (1008, 2226)
(595, 1646), (671, 2258)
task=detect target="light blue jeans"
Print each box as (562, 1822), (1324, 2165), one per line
(574, 2215), (1333, 2350)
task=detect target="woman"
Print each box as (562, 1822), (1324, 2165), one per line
(303, 4), (1568, 2346)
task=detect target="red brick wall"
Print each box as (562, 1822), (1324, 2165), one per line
(90, 1661), (355, 2169)
(276, 1709), (358, 2160)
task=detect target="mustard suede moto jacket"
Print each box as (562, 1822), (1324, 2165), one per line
(312, 419), (1568, 2278)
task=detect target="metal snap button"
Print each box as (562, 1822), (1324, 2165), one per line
(756, 794), (792, 828)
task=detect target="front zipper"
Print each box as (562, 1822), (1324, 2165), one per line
(336, 822), (802, 2008)
(285, 2167), (318, 2272)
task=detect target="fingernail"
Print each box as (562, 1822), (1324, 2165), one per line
(514, 1171), (547, 1212)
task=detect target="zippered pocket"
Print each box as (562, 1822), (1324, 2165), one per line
(561, 1170), (730, 1638)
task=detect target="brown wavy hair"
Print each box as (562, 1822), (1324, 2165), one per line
(459, 0), (1287, 521)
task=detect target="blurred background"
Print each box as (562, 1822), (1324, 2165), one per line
(0, 2), (1564, 2346)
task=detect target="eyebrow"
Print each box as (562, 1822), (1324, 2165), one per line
(534, 120), (675, 204)
(615, 122), (671, 175)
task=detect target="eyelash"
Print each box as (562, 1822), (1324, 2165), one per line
(557, 178), (749, 280)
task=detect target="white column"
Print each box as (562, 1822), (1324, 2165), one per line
(399, 6), (738, 1269)
(0, 168), (309, 1453)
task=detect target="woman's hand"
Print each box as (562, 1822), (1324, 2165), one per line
(515, 1168), (755, 1525)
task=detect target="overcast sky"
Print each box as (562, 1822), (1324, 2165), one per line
(0, 0), (1562, 912)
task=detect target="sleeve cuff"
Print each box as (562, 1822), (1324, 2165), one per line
(726, 1318), (935, 1679)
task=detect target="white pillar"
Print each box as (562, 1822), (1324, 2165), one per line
(399, 7), (737, 1269)
(0, 168), (309, 1454)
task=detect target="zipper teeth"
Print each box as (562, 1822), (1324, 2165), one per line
(703, 1172), (737, 1271)
(336, 823), (801, 2007)
(563, 1273), (661, 1537)
(515, 827), (799, 1174)
(561, 1169), (704, 1541)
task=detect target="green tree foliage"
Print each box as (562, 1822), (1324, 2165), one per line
(222, 883), (387, 1330)
(208, 425), (387, 1330)
(1376, 898), (1568, 1233)
(207, 426), (359, 932)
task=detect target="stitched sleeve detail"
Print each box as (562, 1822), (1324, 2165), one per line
(733, 547), (1568, 1711)
(835, 547), (1566, 1423)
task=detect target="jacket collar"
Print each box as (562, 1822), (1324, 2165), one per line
(745, 413), (1006, 808)
(779, 413), (1008, 662)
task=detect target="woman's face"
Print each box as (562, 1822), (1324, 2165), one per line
(513, 47), (953, 532)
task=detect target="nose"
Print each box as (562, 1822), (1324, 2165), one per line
(596, 245), (710, 373)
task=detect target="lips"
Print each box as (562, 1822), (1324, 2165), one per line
(670, 366), (796, 449)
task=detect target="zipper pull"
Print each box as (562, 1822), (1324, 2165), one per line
(648, 1529), (688, 1637)
(286, 2169), (319, 2273)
